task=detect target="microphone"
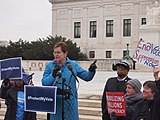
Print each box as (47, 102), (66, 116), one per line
(27, 73), (34, 79)
(53, 71), (62, 86)
(67, 64), (79, 83)
(54, 59), (60, 65)
(53, 58), (61, 70)
(27, 73), (34, 85)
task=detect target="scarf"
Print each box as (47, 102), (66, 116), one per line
(125, 92), (144, 104)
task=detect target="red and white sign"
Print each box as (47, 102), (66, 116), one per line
(106, 92), (126, 116)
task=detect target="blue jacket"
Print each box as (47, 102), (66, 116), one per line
(41, 58), (95, 120)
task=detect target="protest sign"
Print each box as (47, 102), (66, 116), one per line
(133, 39), (160, 68)
(106, 92), (126, 116)
(0, 57), (22, 80)
(24, 86), (57, 114)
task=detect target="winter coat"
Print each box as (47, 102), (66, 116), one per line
(125, 93), (144, 120)
(41, 57), (95, 120)
(115, 92), (145, 120)
(101, 77), (131, 120)
(1, 85), (37, 120)
(125, 80), (160, 120)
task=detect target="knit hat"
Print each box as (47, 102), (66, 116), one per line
(127, 79), (142, 92)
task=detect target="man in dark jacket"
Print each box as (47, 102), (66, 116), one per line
(101, 60), (131, 120)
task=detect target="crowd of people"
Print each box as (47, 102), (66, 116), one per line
(1, 41), (160, 120)
(102, 60), (160, 120)
(0, 72), (36, 120)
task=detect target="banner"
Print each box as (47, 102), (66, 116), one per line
(24, 86), (57, 114)
(133, 39), (160, 68)
(0, 57), (22, 80)
(106, 92), (126, 116)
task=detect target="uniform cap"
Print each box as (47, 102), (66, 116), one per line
(116, 59), (130, 70)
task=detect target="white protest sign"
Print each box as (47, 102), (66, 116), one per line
(133, 39), (160, 68)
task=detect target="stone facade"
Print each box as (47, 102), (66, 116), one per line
(49, 0), (158, 59)
(22, 60), (152, 72)
(22, 60), (119, 71)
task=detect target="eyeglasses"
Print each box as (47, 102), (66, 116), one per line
(53, 51), (63, 55)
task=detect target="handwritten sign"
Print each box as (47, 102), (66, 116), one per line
(106, 92), (126, 116)
(133, 39), (160, 68)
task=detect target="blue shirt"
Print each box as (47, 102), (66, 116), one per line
(16, 91), (24, 120)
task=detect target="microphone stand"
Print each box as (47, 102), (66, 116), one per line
(65, 74), (72, 100)
(56, 78), (70, 120)
(62, 78), (65, 120)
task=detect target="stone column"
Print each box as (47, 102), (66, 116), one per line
(115, 3), (121, 43)
(81, 7), (88, 53)
(98, 5), (104, 45)
(67, 8), (72, 39)
(52, 7), (57, 37)
(132, 2), (140, 44)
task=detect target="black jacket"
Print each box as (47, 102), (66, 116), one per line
(101, 76), (131, 120)
(1, 84), (37, 120)
(116, 98), (146, 120)
(122, 80), (160, 120)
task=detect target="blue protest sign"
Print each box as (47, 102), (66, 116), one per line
(24, 86), (57, 114)
(0, 57), (22, 80)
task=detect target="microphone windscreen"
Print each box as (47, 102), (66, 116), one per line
(54, 59), (60, 65)
(67, 64), (72, 70)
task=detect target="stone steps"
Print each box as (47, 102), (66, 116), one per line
(79, 115), (101, 120)
(0, 94), (102, 120)
(0, 108), (47, 120)
(78, 99), (101, 108)
(79, 106), (101, 116)
(78, 94), (102, 120)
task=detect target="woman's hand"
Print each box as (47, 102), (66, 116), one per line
(153, 67), (160, 81)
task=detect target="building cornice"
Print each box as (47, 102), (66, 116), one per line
(49, 0), (95, 4)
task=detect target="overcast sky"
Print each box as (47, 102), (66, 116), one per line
(0, 0), (52, 42)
